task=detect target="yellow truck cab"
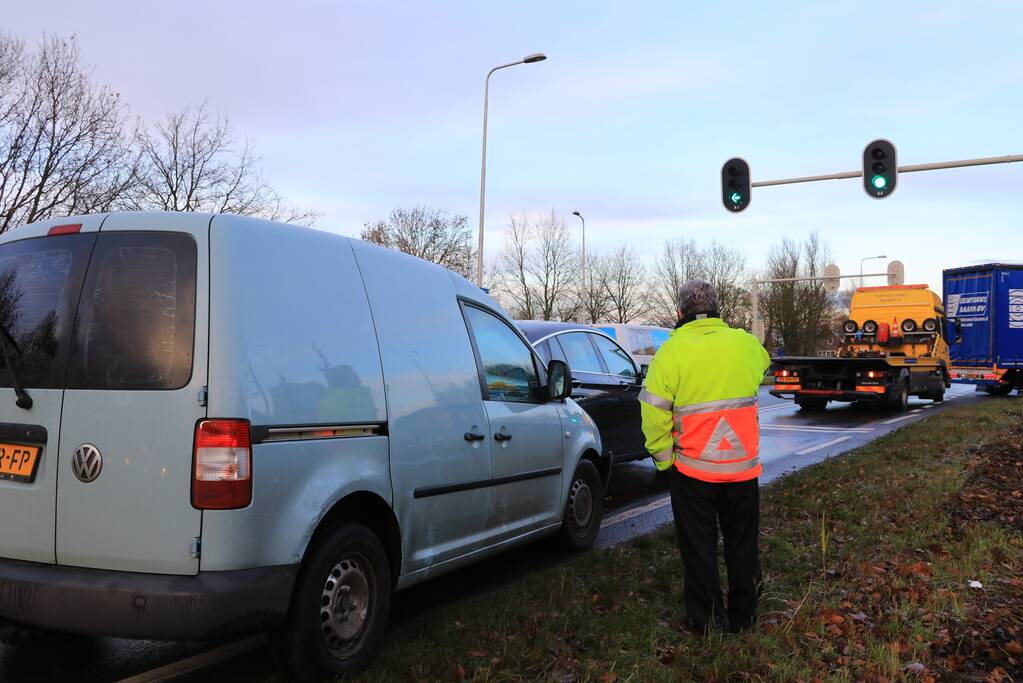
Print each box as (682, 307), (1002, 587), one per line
(770, 284), (951, 411)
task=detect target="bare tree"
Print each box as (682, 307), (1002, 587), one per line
(703, 241), (751, 329)
(646, 238), (750, 328)
(577, 250), (610, 324)
(361, 206), (475, 278)
(760, 232), (835, 355)
(121, 102), (314, 224)
(647, 238), (705, 326)
(496, 211), (579, 321)
(603, 246), (648, 324)
(496, 216), (536, 318)
(0, 34), (135, 233)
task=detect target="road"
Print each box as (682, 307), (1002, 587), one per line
(0, 383), (988, 682)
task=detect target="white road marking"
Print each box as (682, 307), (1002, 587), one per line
(761, 424), (873, 434)
(758, 403), (794, 413)
(910, 409), (922, 413)
(922, 404), (935, 409)
(600, 495), (671, 528)
(794, 436), (852, 455)
(113, 635), (265, 683)
(880, 414), (917, 424)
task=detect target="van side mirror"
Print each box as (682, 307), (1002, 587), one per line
(546, 360), (572, 401)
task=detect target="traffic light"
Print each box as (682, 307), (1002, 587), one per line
(863, 139), (897, 199)
(721, 158), (751, 212)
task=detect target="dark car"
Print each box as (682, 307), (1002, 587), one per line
(517, 321), (646, 464)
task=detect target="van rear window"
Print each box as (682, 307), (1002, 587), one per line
(0, 234), (95, 389)
(68, 232), (196, 390)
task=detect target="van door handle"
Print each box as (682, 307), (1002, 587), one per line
(464, 429), (486, 442)
(493, 430), (512, 442)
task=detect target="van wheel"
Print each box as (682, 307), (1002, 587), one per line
(559, 460), (604, 550)
(276, 523), (391, 682)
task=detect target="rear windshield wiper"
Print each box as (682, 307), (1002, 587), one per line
(0, 323), (31, 409)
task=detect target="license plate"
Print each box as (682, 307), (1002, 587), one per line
(0, 443), (41, 483)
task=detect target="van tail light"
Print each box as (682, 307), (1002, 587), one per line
(192, 419), (252, 510)
(48, 223), (82, 235)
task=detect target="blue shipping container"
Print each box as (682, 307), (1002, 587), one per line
(943, 263), (1023, 370)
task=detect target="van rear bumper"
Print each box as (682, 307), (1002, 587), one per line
(0, 558), (297, 640)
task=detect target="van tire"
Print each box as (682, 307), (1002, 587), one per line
(276, 523), (392, 682)
(559, 460), (604, 550)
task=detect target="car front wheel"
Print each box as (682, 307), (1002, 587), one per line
(559, 459), (604, 550)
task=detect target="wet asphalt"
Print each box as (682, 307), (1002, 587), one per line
(0, 383), (994, 682)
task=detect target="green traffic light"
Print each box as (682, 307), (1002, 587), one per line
(729, 192), (742, 204)
(871, 175), (887, 190)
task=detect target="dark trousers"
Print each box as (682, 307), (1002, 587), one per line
(668, 469), (761, 631)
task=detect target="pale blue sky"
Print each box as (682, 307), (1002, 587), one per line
(7, 1), (1021, 290)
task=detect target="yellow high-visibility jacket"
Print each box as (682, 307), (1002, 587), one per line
(640, 317), (770, 482)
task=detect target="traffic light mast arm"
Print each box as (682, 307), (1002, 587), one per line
(751, 153), (1023, 188)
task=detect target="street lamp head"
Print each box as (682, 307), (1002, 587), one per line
(522, 53), (547, 64)
(572, 211), (582, 217)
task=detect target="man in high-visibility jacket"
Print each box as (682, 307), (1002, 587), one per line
(640, 279), (771, 633)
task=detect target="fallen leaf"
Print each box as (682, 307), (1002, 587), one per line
(454, 664), (466, 681)
(1005, 640), (1023, 655)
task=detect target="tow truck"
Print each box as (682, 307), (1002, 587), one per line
(770, 284), (951, 411)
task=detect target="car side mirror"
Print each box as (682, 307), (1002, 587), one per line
(546, 360), (572, 401)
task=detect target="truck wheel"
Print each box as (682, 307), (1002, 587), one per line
(559, 459), (604, 550)
(889, 381), (909, 411)
(931, 384), (945, 403)
(984, 385), (1013, 397)
(276, 523), (392, 682)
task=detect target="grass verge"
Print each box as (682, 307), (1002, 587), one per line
(347, 399), (1022, 682)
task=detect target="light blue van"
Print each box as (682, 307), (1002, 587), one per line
(0, 212), (604, 680)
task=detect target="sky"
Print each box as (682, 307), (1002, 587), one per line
(5, 1), (1021, 292)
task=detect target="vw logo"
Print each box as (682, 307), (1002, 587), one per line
(71, 444), (103, 483)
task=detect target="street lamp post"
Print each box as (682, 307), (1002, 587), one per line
(476, 53), (547, 287)
(572, 211), (586, 322)
(859, 254), (886, 288)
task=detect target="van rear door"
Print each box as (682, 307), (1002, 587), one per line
(55, 215), (208, 575)
(0, 221), (100, 563)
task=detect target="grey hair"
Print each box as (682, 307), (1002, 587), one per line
(677, 279), (720, 316)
